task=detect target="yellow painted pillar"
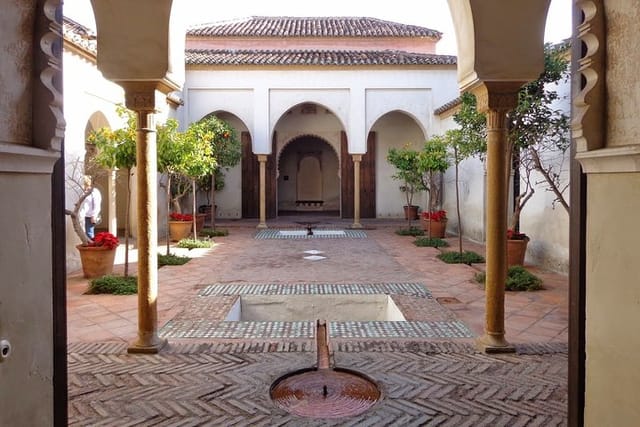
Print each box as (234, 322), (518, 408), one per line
(257, 154), (268, 229)
(474, 82), (520, 353)
(352, 154), (363, 229)
(124, 84), (166, 354)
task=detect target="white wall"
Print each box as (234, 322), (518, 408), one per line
(184, 66), (458, 218)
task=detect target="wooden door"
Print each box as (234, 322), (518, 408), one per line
(267, 133), (277, 218)
(241, 132), (258, 218)
(341, 131), (376, 218)
(340, 132), (353, 218)
(361, 132), (376, 218)
(241, 132), (277, 219)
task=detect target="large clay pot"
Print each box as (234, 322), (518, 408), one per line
(421, 218), (447, 238)
(76, 244), (117, 278)
(403, 205), (419, 220)
(507, 238), (529, 266)
(196, 213), (206, 231)
(168, 220), (192, 242)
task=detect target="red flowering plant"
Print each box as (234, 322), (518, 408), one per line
(169, 212), (193, 222)
(88, 231), (120, 250)
(507, 229), (529, 241)
(421, 210), (447, 222)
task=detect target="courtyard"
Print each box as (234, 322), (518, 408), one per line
(67, 217), (568, 425)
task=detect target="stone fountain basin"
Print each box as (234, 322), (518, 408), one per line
(225, 294), (406, 322)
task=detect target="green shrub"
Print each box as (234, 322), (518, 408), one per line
(437, 250), (484, 264)
(199, 228), (229, 237)
(177, 238), (212, 249)
(158, 252), (190, 266)
(413, 237), (448, 248)
(395, 227), (424, 237)
(474, 266), (543, 291)
(86, 275), (137, 295)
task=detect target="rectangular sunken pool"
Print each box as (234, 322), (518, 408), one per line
(225, 295), (406, 322)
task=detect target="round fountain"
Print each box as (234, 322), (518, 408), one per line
(270, 320), (381, 418)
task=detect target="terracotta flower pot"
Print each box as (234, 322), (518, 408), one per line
(403, 205), (419, 220)
(421, 218), (447, 238)
(196, 213), (206, 231)
(168, 220), (192, 242)
(76, 244), (117, 278)
(507, 238), (529, 266)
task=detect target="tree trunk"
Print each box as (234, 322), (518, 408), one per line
(455, 151), (463, 254)
(211, 174), (217, 230)
(192, 179), (198, 239)
(530, 148), (570, 213)
(165, 174), (172, 255)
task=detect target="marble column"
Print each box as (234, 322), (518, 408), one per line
(352, 154), (363, 229)
(474, 82), (520, 353)
(257, 154), (268, 229)
(123, 84), (166, 354)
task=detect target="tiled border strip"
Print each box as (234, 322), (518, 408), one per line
(199, 282), (432, 298)
(67, 341), (568, 355)
(159, 320), (473, 339)
(254, 229), (367, 239)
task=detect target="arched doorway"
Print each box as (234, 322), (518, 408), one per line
(277, 135), (340, 216)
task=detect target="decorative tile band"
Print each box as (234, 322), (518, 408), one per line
(254, 229), (367, 239)
(199, 282), (432, 298)
(160, 320), (474, 340)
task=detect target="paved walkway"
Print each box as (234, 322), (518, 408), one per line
(67, 217), (568, 425)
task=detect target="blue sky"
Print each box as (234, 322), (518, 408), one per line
(65, 0), (571, 56)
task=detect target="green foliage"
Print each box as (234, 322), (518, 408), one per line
(395, 227), (425, 237)
(198, 114), (242, 169)
(157, 118), (185, 175)
(474, 266), (543, 291)
(437, 250), (484, 264)
(88, 105), (137, 170)
(453, 92), (487, 159)
(419, 135), (450, 215)
(199, 228), (229, 237)
(86, 275), (138, 295)
(413, 237), (449, 248)
(179, 122), (218, 179)
(386, 145), (426, 207)
(176, 238), (212, 249)
(418, 135), (450, 175)
(157, 253), (190, 266)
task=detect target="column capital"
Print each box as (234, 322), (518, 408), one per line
(351, 154), (363, 162)
(471, 81), (523, 114)
(119, 81), (160, 112)
(257, 154), (268, 162)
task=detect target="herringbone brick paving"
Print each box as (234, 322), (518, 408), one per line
(67, 217), (569, 424)
(68, 341), (567, 426)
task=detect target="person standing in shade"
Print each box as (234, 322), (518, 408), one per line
(82, 175), (102, 240)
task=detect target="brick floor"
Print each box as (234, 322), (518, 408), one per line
(67, 217), (569, 425)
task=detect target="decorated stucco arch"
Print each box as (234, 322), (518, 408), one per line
(269, 96), (349, 152)
(276, 133), (341, 173)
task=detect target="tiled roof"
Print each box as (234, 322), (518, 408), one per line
(63, 17), (97, 55)
(188, 16), (442, 40)
(186, 49), (456, 67)
(434, 97), (462, 115)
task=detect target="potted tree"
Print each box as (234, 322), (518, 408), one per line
(418, 135), (450, 238)
(88, 104), (136, 276)
(65, 159), (120, 278)
(197, 114), (241, 230)
(387, 145), (425, 228)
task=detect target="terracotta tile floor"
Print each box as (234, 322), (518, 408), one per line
(66, 218), (568, 346)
